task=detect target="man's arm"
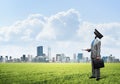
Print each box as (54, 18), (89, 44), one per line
(96, 41), (101, 59)
(82, 49), (91, 52)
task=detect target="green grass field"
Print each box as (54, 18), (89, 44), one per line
(0, 63), (120, 84)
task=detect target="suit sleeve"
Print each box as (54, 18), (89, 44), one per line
(96, 41), (101, 57)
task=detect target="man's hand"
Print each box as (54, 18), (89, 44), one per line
(82, 49), (91, 52)
(96, 56), (100, 60)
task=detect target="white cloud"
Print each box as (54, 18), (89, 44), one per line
(36, 8), (81, 40)
(0, 9), (81, 43)
(36, 23), (56, 40)
(0, 45), (36, 57)
(0, 14), (45, 43)
(21, 29), (33, 41)
(77, 22), (120, 47)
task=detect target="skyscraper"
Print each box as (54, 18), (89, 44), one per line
(37, 46), (43, 56)
(77, 53), (83, 62)
(47, 47), (51, 61)
(73, 53), (76, 62)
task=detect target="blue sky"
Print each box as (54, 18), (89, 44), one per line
(0, 0), (120, 59)
(1, 0), (120, 26)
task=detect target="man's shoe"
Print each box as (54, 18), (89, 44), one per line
(89, 76), (96, 79)
(96, 78), (100, 81)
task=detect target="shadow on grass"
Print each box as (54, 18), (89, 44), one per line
(101, 75), (107, 79)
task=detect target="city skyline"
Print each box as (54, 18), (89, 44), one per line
(0, 45), (119, 61)
(0, 0), (120, 59)
(0, 45), (119, 63)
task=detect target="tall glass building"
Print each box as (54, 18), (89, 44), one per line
(37, 46), (43, 56)
(77, 53), (83, 62)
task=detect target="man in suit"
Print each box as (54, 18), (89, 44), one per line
(84, 29), (103, 81)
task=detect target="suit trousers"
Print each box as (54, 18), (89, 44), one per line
(91, 59), (100, 78)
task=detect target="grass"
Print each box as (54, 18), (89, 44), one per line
(0, 63), (120, 84)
